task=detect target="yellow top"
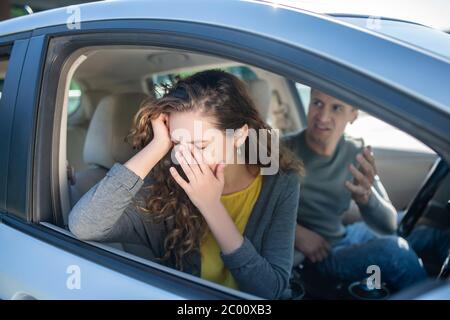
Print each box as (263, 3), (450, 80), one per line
(200, 174), (263, 289)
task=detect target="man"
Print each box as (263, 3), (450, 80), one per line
(284, 89), (450, 291)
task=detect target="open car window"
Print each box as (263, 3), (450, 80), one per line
(49, 44), (448, 300)
(55, 45), (305, 299)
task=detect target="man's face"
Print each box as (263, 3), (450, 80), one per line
(306, 90), (358, 148)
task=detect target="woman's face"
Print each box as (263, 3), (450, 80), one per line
(169, 111), (238, 172)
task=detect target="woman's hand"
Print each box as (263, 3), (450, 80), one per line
(170, 144), (244, 254)
(150, 113), (172, 157)
(170, 144), (225, 214)
(124, 113), (172, 179)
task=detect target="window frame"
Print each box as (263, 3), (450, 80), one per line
(0, 38), (29, 217)
(4, 18), (449, 299)
(0, 45), (12, 214)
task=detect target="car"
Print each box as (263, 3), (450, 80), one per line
(0, 0), (449, 300)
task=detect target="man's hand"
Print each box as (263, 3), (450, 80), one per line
(295, 224), (331, 263)
(345, 146), (377, 205)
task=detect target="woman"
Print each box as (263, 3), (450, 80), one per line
(69, 70), (302, 299)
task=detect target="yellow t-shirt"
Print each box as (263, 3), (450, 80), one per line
(200, 174), (262, 289)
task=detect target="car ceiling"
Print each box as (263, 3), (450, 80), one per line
(73, 48), (238, 91)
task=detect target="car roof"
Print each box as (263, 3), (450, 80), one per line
(0, 0), (438, 36)
(257, 0), (450, 30)
(1, 0), (449, 114)
(2, 0), (449, 58)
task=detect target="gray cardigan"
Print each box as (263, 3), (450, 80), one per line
(68, 163), (300, 299)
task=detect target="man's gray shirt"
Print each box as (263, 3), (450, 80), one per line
(284, 130), (397, 245)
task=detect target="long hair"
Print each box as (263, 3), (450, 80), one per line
(128, 69), (303, 270)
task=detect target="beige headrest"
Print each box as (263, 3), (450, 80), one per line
(83, 93), (148, 169)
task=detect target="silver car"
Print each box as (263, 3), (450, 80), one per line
(0, 0), (449, 299)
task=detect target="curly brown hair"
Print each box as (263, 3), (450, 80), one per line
(128, 69), (303, 270)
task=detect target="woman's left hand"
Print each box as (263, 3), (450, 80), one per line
(170, 144), (226, 215)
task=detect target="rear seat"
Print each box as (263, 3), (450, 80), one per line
(246, 78), (272, 121)
(69, 92), (147, 206)
(69, 92), (159, 259)
(67, 90), (108, 172)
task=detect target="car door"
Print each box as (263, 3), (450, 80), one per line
(0, 20), (251, 302)
(0, 0), (449, 300)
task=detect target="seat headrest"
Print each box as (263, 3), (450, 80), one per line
(68, 90), (108, 126)
(83, 92), (148, 169)
(247, 79), (272, 120)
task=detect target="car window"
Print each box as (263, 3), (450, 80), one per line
(46, 37), (444, 300)
(0, 57), (9, 101)
(152, 66), (258, 98)
(10, 5), (29, 18)
(295, 82), (311, 114)
(56, 45), (302, 299)
(344, 111), (434, 153)
(67, 80), (82, 115)
(294, 82), (434, 153)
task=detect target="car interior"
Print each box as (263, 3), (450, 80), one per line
(51, 46), (450, 299)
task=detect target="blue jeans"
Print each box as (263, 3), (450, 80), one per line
(405, 224), (450, 264)
(313, 222), (450, 291)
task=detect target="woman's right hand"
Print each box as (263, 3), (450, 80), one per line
(125, 113), (172, 179)
(150, 113), (172, 157)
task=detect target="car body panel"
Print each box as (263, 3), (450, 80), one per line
(0, 223), (185, 299)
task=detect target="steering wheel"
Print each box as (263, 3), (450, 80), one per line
(398, 157), (449, 238)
